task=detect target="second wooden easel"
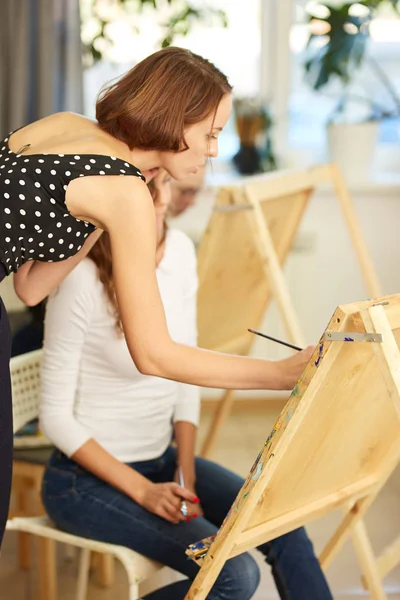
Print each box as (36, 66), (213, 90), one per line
(197, 163), (382, 457)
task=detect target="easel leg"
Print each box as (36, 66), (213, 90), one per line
(246, 196), (306, 348)
(362, 536), (400, 588)
(320, 496), (378, 571)
(351, 518), (387, 600)
(321, 434), (400, 573)
(330, 164), (382, 298)
(185, 554), (228, 600)
(201, 390), (235, 458)
(349, 304), (400, 597)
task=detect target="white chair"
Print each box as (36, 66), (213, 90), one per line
(6, 349), (163, 600)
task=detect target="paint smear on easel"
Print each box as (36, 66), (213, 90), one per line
(292, 383), (300, 397)
(286, 408), (294, 423)
(264, 428), (276, 447)
(252, 462), (263, 480)
(315, 342), (324, 367)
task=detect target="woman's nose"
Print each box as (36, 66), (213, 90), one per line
(206, 140), (218, 158)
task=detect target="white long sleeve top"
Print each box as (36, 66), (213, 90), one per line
(39, 228), (200, 462)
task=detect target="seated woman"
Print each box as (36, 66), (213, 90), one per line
(40, 171), (332, 600)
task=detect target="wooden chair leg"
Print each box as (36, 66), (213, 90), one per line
(64, 544), (76, 561)
(201, 390), (235, 458)
(38, 537), (57, 600)
(77, 548), (91, 600)
(129, 582), (140, 600)
(16, 485), (32, 570)
(95, 553), (115, 587)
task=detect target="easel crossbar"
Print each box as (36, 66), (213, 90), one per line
(230, 475), (378, 558)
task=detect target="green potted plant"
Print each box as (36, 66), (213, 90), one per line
(304, 0), (400, 181)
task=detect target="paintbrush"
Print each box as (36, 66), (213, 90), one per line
(248, 328), (303, 352)
(178, 466), (188, 517)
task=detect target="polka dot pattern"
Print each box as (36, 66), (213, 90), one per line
(0, 130), (145, 274)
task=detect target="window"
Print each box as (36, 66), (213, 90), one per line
(289, 1), (400, 158)
(81, 0), (261, 160)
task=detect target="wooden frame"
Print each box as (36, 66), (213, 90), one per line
(187, 294), (400, 600)
(197, 163), (382, 457)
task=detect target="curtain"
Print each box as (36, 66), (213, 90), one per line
(0, 0), (83, 137)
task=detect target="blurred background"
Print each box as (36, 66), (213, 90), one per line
(1, 0), (399, 182)
(0, 3), (399, 598)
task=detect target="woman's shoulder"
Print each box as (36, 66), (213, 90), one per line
(9, 112), (119, 157)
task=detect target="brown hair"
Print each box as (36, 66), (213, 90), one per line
(89, 233), (121, 329)
(96, 46), (232, 151)
(89, 180), (160, 333)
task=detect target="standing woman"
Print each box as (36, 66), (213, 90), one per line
(0, 47), (313, 547)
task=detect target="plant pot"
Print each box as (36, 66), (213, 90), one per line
(233, 144), (262, 175)
(326, 121), (379, 183)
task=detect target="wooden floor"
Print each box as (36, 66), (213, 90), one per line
(1, 400), (399, 599)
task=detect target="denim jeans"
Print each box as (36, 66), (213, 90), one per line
(42, 447), (332, 600)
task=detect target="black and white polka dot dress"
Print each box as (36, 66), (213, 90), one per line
(0, 130), (145, 275)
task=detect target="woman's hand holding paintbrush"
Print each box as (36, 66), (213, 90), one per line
(248, 328), (315, 389)
(175, 466), (204, 521)
(136, 479), (198, 524)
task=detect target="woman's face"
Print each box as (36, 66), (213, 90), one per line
(161, 93), (232, 180)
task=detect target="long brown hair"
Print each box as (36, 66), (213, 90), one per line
(88, 180), (161, 333)
(88, 233), (123, 331)
(96, 47), (232, 151)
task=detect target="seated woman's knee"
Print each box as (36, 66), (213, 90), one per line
(213, 552), (260, 600)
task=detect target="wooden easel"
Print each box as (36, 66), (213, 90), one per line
(197, 163), (382, 457)
(187, 294), (400, 599)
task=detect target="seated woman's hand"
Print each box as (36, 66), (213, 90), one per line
(278, 345), (316, 390)
(137, 481), (199, 524)
(172, 467), (204, 520)
(184, 496), (204, 520)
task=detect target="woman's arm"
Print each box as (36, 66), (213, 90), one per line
(65, 174), (314, 391)
(14, 228), (103, 306)
(172, 231), (201, 428)
(171, 233), (202, 515)
(72, 438), (196, 523)
(71, 438), (153, 501)
(174, 421), (197, 492)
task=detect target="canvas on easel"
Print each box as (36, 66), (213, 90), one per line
(187, 294), (400, 600)
(197, 163), (382, 458)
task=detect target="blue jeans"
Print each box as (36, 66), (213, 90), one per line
(42, 447), (332, 600)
